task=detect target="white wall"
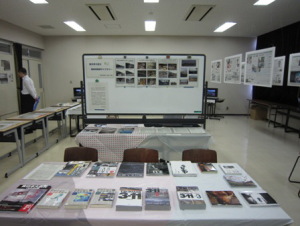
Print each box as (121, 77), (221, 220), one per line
(43, 36), (256, 114)
(0, 20), (44, 49)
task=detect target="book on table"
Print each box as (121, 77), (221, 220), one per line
(117, 127), (135, 134)
(64, 188), (94, 209)
(197, 163), (218, 173)
(170, 161), (197, 177)
(116, 162), (144, 177)
(240, 190), (278, 207)
(116, 187), (143, 211)
(89, 188), (116, 208)
(219, 164), (242, 175)
(223, 175), (256, 187)
(206, 190), (242, 206)
(81, 128), (100, 133)
(145, 187), (171, 210)
(37, 188), (69, 209)
(176, 186), (206, 210)
(0, 184), (51, 213)
(146, 162), (170, 176)
(55, 161), (91, 177)
(99, 127), (117, 133)
(86, 162), (118, 178)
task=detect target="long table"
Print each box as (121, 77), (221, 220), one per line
(0, 162), (293, 226)
(75, 125), (212, 161)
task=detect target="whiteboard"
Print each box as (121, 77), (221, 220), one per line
(83, 54), (205, 115)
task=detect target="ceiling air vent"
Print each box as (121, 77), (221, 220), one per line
(87, 4), (116, 21)
(185, 5), (214, 21)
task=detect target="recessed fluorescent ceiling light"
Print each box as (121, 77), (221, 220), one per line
(64, 21), (86, 32)
(29, 0), (48, 4)
(144, 0), (159, 3)
(214, 22), (236, 32)
(254, 0), (275, 5)
(145, 21), (156, 31)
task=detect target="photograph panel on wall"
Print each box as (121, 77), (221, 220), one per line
(115, 59), (135, 87)
(210, 60), (222, 83)
(179, 59), (199, 87)
(272, 56), (285, 86)
(158, 58), (179, 87)
(137, 59), (157, 87)
(287, 53), (300, 87)
(224, 54), (242, 84)
(240, 62), (245, 84)
(245, 47), (275, 87)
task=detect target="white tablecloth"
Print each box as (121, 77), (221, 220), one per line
(75, 125), (211, 161)
(0, 163), (293, 226)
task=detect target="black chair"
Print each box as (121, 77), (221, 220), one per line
(64, 147), (98, 162)
(182, 148), (217, 163)
(122, 148), (159, 163)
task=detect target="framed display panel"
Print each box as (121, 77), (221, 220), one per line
(210, 59), (222, 83)
(83, 54), (206, 118)
(287, 53), (300, 87)
(245, 47), (275, 88)
(224, 54), (242, 84)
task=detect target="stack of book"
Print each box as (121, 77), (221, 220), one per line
(170, 161), (197, 177)
(146, 162), (170, 176)
(89, 188), (116, 208)
(64, 188), (94, 209)
(145, 188), (171, 210)
(117, 162), (144, 177)
(86, 162), (118, 178)
(37, 188), (69, 209)
(55, 161), (91, 177)
(176, 186), (206, 210)
(115, 187), (142, 211)
(0, 184), (51, 213)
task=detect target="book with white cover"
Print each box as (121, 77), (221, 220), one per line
(89, 188), (115, 208)
(219, 164), (241, 175)
(37, 189), (69, 209)
(170, 161), (197, 177)
(115, 187), (142, 211)
(64, 188), (94, 209)
(23, 163), (65, 180)
(240, 190), (278, 206)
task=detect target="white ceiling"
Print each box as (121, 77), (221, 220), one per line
(1, 0), (300, 37)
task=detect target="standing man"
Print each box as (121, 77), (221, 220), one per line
(18, 67), (38, 114)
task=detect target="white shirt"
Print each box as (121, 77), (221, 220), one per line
(22, 75), (37, 99)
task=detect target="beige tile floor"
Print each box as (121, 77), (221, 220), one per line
(0, 116), (299, 225)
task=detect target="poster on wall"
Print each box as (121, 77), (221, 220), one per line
(245, 47), (275, 87)
(137, 58), (157, 87)
(115, 58), (135, 87)
(272, 56), (285, 86)
(224, 54), (242, 84)
(0, 59), (13, 84)
(287, 53), (300, 87)
(210, 60), (222, 83)
(240, 62), (245, 84)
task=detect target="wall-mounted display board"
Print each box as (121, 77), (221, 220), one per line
(287, 53), (300, 87)
(82, 54), (206, 117)
(224, 54), (242, 84)
(245, 47), (275, 88)
(210, 59), (222, 83)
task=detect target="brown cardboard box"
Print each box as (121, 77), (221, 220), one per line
(250, 106), (267, 120)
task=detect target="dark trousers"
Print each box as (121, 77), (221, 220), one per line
(21, 94), (35, 114)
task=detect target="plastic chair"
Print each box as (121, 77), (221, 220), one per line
(182, 148), (217, 163)
(64, 147), (98, 162)
(122, 148), (159, 163)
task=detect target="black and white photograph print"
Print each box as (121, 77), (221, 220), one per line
(1, 60), (11, 71)
(147, 78), (156, 86)
(159, 71), (168, 78)
(0, 73), (9, 84)
(116, 71), (125, 76)
(159, 79), (170, 86)
(168, 64), (177, 70)
(159, 63), (168, 70)
(126, 62), (134, 69)
(179, 79), (188, 85)
(147, 70), (156, 77)
(137, 62), (146, 69)
(126, 70), (134, 76)
(138, 70), (147, 77)
(168, 72), (177, 78)
(116, 77), (125, 84)
(126, 78), (135, 84)
(147, 62), (157, 69)
(189, 68), (198, 74)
